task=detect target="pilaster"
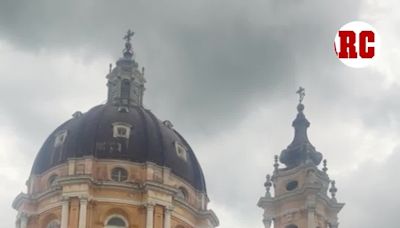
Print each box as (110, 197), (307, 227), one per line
(146, 203), (155, 228)
(60, 198), (70, 228)
(78, 198), (88, 228)
(164, 206), (173, 228)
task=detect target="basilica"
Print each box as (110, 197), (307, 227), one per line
(12, 31), (344, 228)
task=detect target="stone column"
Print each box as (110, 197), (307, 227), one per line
(146, 203), (154, 228)
(163, 206), (173, 228)
(307, 208), (315, 228)
(78, 198), (88, 228)
(61, 199), (70, 228)
(19, 213), (28, 228)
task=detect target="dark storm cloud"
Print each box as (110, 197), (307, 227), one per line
(0, 0), (363, 134)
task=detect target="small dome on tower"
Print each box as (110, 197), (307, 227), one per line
(279, 87), (323, 169)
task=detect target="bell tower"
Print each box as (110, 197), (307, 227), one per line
(258, 88), (344, 228)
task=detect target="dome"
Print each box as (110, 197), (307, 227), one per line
(31, 104), (207, 192)
(30, 33), (209, 192)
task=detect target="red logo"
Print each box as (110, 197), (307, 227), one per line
(334, 21), (380, 68)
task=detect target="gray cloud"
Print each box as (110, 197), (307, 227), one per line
(0, 0), (364, 133)
(339, 147), (400, 228)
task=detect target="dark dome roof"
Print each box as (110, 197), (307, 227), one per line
(31, 104), (207, 192)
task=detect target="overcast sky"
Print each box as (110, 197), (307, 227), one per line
(1, 0), (400, 227)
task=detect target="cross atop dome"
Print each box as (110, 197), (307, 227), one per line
(123, 29), (135, 58)
(296, 86), (305, 104)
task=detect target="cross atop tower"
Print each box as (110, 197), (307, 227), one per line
(124, 29), (134, 42)
(123, 29), (135, 58)
(257, 89), (345, 228)
(296, 86), (305, 104)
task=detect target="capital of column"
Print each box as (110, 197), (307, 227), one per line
(165, 205), (174, 213)
(145, 202), (155, 209)
(61, 196), (70, 202)
(79, 197), (88, 203)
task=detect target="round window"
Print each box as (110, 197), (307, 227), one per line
(111, 167), (128, 182)
(286, 180), (298, 191)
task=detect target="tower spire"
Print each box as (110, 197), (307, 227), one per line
(279, 87), (322, 169)
(258, 87), (344, 228)
(106, 30), (146, 111)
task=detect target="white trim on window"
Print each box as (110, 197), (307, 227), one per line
(175, 142), (188, 161)
(48, 174), (58, 187)
(112, 122), (132, 139)
(54, 130), (68, 147)
(111, 167), (128, 182)
(104, 214), (128, 228)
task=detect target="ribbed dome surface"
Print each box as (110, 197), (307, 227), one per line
(31, 104), (207, 192)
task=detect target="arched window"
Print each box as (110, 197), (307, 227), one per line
(177, 187), (189, 201)
(105, 215), (128, 228)
(54, 130), (68, 147)
(111, 167), (128, 182)
(48, 174), (58, 187)
(175, 142), (188, 161)
(121, 79), (131, 100)
(47, 220), (60, 228)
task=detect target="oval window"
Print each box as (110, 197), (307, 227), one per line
(286, 180), (298, 191)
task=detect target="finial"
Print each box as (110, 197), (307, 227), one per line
(163, 120), (174, 129)
(123, 29), (135, 58)
(329, 180), (338, 201)
(322, 159), (328, 173)
(296, 87), (306, 113)
(72, 111), (83, 118)
(264, 174), (272, 197)
(296, 86), (305, 104)
(273, 155), (279, 172)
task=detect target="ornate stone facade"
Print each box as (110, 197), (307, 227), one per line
(13, 158), (218, 228)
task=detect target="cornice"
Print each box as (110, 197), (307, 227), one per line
(258, 183), (344, 212)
